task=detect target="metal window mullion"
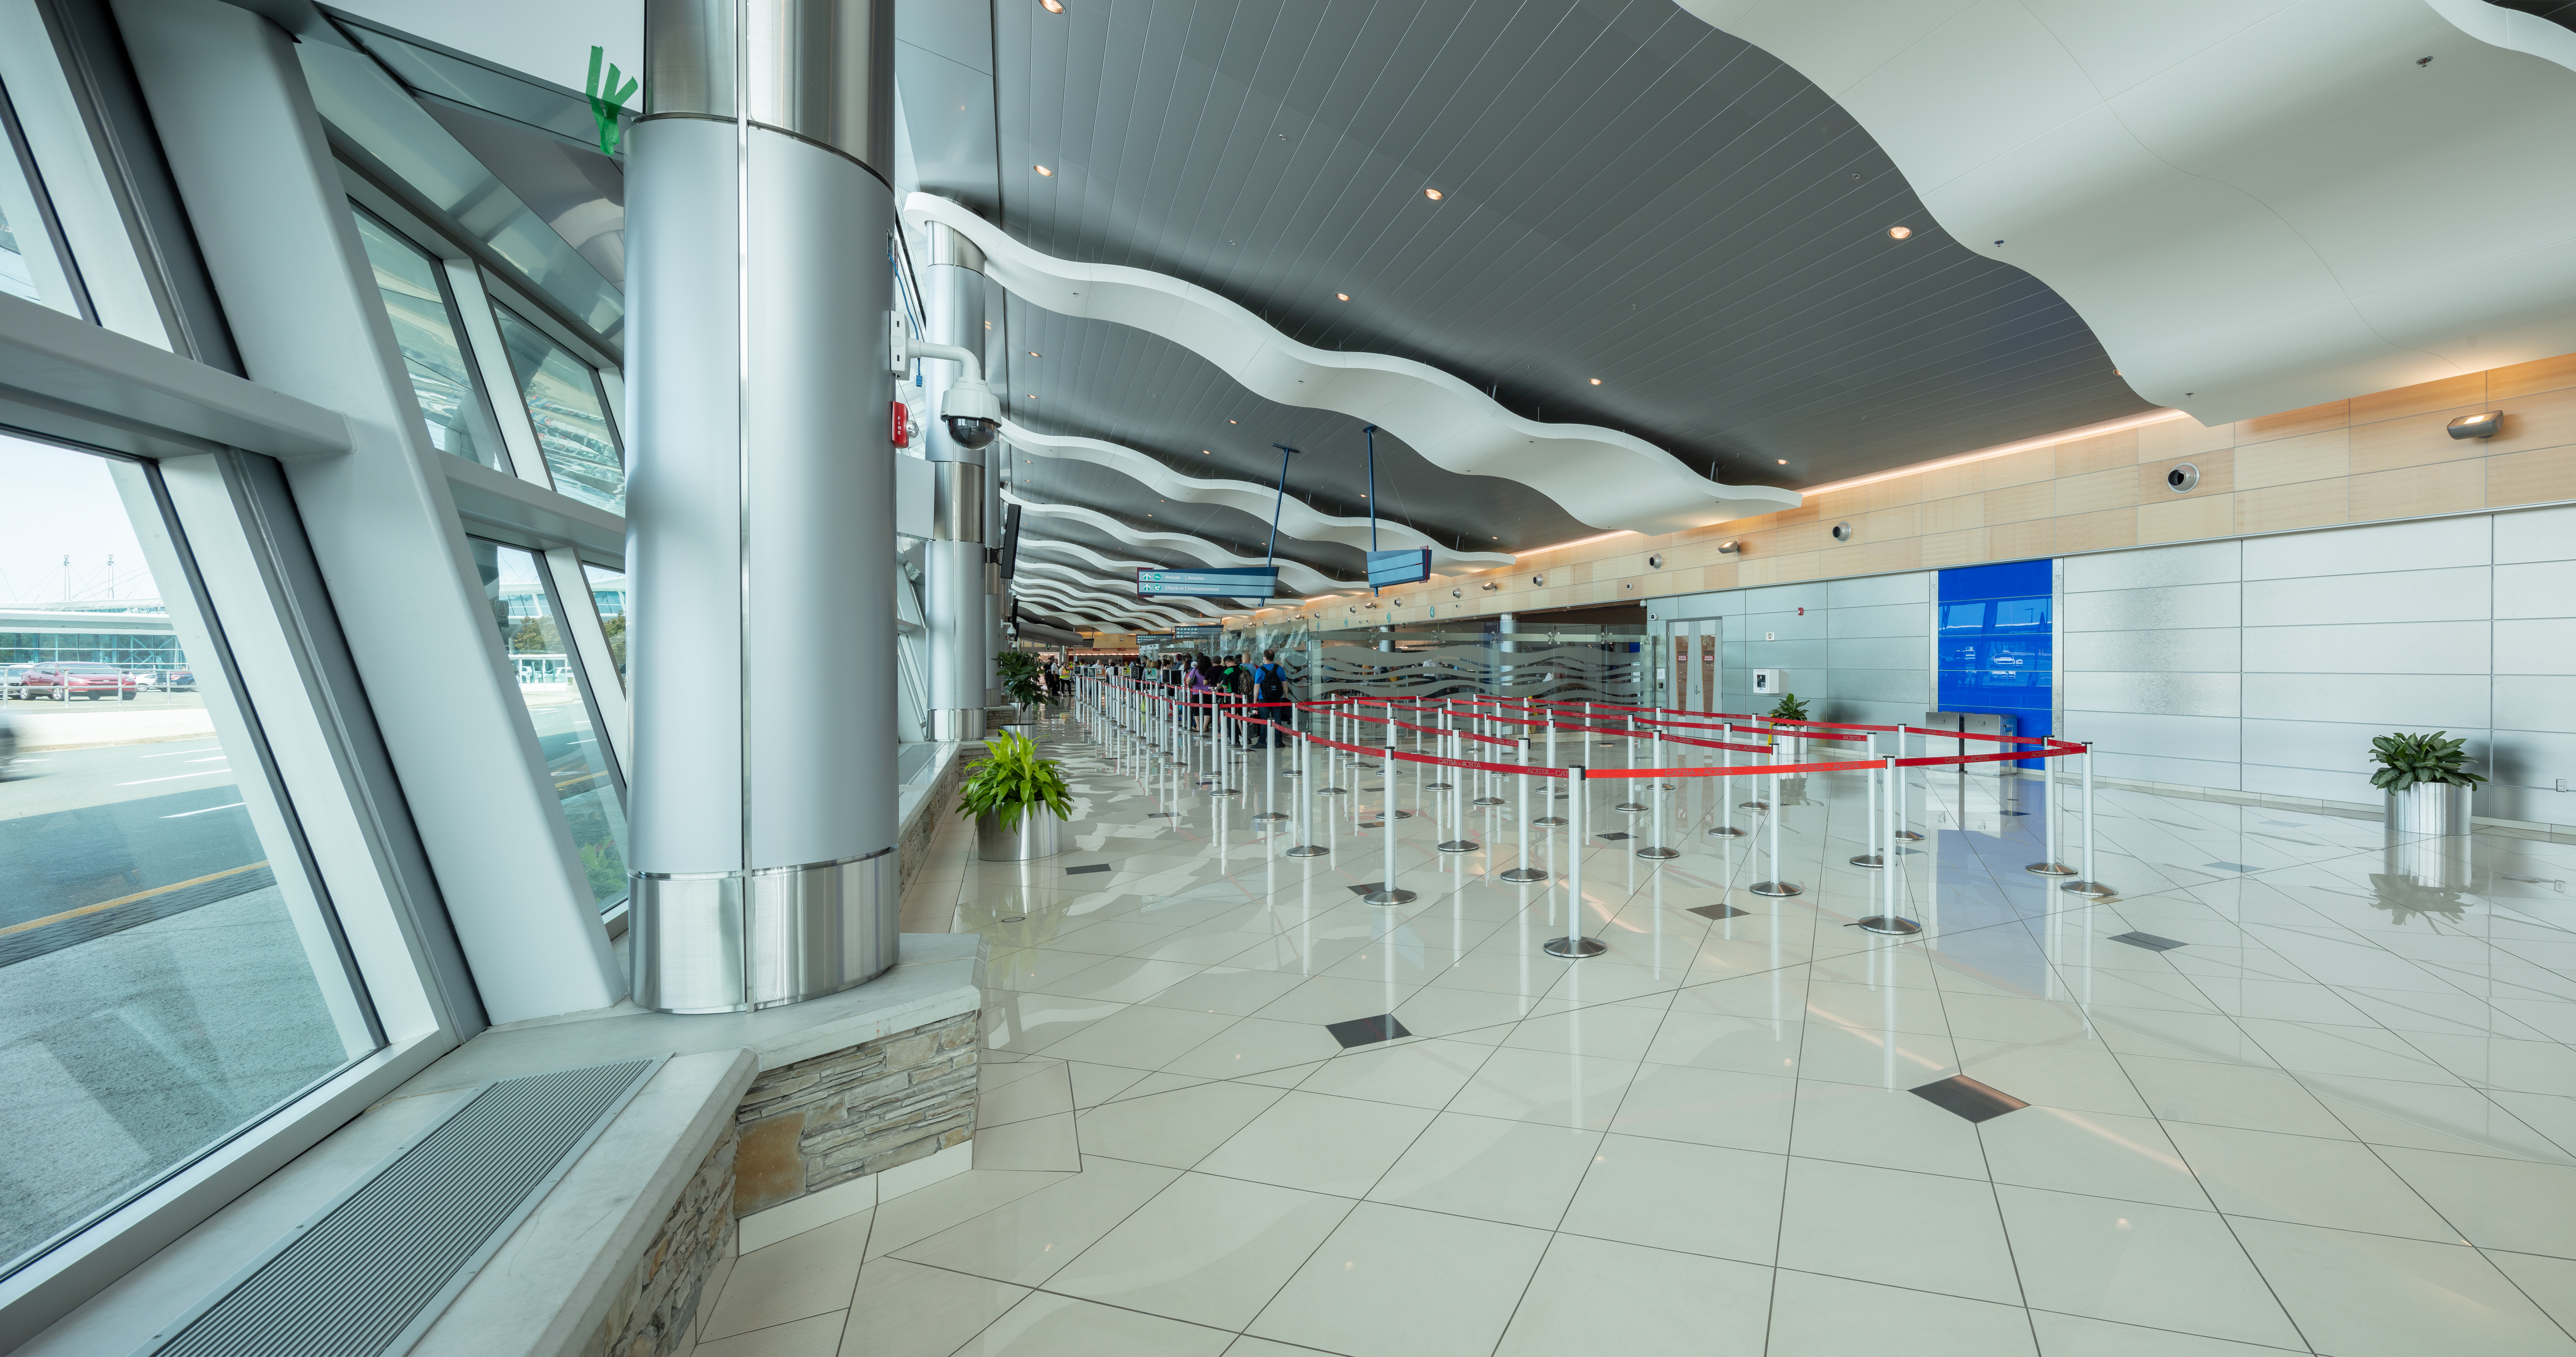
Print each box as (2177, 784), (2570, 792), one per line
(447, 261), (547, 489)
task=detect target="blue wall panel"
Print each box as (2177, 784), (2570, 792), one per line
(1938, 559), (2053, 766)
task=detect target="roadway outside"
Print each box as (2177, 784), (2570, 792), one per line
(0, 690), (367, 1271)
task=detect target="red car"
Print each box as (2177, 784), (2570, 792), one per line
(18, 662), (138, 701)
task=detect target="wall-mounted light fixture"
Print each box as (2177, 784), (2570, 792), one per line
(1830, 521), (1853, 543)
(2449, 411), (2503, 440)
(1480, 581), (1500, 591)
(2166, 463), (2200, 493)
(1647, 552), (1665, 568)
(1530, 573), (1546, 586)
(1717, 540), (1740, 554)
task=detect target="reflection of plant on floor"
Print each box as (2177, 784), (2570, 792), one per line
(2367, 731), (2483, 792)
(2367, 872), (2468, 926)
(957, 729), (1072, 830)
(1767, 693), (1809, 722)
(994, 651), (1057, 707)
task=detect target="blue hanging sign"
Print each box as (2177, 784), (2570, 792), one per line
(1136, 567), (1280, 599)
(1366, 549), (1430, 588)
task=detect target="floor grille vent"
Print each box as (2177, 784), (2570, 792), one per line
(142, 1058), (658, 1357)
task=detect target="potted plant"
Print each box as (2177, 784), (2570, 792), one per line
(1765, 692), (1809, 758)
(992, 651), (1057, 724)
(959, 729), (1074, 861)
(2371, 732), (2481, 888)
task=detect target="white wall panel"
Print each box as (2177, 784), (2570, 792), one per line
(2064, 628), (2239, 673)
(2063, 710), (2241, 764)
(2065, 670), (2240, 718)
(2063, 582), (2240, 631)
(2497, 620), (2576, 675)
(2243, 673), (2491, 729)
(2065, 539), (2240, 592)
(2243, 567), (2490, 627)
(2242, 516), (2491, 579)
(1829, 602), (1927, 637)
(2092, 752), (2244, 791)
(2496, 678), (2576, 733)
(2497, 562), (2576, 619)
(2242, 621), (2492, 674)
(2496, 503), (2576, 563)
(2244, 718), (2487, 778)
(1826, 572), (1929, 608)
(1829, 636), (1927, 671)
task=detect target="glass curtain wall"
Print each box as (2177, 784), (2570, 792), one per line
(0, 75), (79, 315)
(471, 540), (629, 911)
(0, 434), (378, 1278)
(580, 562), (626, 689)
(350, 210), (506, 473)
(490, 306), (624, 513)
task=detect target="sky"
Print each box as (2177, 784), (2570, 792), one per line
(0, 434), (155, 605)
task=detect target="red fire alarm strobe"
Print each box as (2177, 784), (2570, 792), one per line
(890, 400), (910, 448)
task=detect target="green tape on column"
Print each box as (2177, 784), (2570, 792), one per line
(585, 46), (639, 157)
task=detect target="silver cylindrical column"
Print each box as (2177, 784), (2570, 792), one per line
(629, 0), (901, 1013)
(927, 459), (988, 741)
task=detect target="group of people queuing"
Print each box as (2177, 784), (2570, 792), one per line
(1165, 651), (1295, 747)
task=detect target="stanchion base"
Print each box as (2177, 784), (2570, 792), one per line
(1472, 796), (1506, 806)
(1652, 782), (1678, 792)
(1498, 867), (1549, 883)
(1284, 845), (1329, 858)
(1614, 801), (1648, 813)
(2060, 880), (2117, 899)
(1749, 880), (1804, 897)
(1319, 787), (1349, 795)
(1362, 888), (1418, 906)
(1850, 853), (1884, 869)
(1858, 915), (1923, 936)
(1738, 801), (1770, 812)
(2026, 861), (2076, 876)
(1706, 826), (1747, 838)
(1252, 812), (1290, 823)
(1895, 829), (1925, 841)
(1425, 781), (1454, 791)
(1437, 840), (1480, 853)
(1542, 936), (1607, 959)
(1637, 847), (1679, 861)
(1532, 816), (1569, 827)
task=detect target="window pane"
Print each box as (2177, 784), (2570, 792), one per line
(475, 541), (628, 911)
(0, 90), (79, 315)
(581, 563), (626, 689)
(492, 307), (624, 513)
(352, 211), (505, 473)
(0, 435), (377, 1274)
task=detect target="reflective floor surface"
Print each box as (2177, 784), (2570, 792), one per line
(701, 709), (2576, 1356)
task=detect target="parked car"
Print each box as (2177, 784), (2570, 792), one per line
(0, 664), (28, 699)
(162, 667), (196, 692)
(18, 662), (137, 701)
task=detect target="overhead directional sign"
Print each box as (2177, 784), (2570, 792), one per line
(1136, 567), (1279, 600)
(1367, 548), (1431, 588)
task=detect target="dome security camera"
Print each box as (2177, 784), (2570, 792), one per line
(945, 415), (1001, 449)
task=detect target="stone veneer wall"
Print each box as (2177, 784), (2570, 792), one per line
(897, 748), (967, 892)
(730, 1011), (979, 1216)
(585, 1119), (737, 1357)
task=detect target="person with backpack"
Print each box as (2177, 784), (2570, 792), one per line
(1250, 650), (1291, 747)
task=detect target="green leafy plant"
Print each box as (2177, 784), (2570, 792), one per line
(993, 650), (1058, 707)
(956, 729), (1073, 831)
(1767, 692), (1809, 722)
(2368, 730), (2485, 793)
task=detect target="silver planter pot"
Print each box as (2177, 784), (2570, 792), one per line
(2384, 782), (2474, 891)
(978, 806), (1063, 861)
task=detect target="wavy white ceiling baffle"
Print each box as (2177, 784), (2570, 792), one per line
(908, 195), (1800, 535)
(1676, 0), (2576, 422)
(1001, 490), (1342, 595)
(1014, 558), (1230, 618)
(998, 421), (1514, 570)
(1012, 578), (1193, 627)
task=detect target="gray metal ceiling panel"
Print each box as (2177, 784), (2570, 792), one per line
(966, 0), (2148, 516)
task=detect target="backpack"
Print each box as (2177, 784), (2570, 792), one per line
(1254, 663), (1287, 705)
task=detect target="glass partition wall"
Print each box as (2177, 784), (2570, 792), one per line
(0, 435), (379, 1279)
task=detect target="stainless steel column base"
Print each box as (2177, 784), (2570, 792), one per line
(1543, 936), (1606, 958)
(630, 849), (898, 1014)
(931, 707), (986, 741)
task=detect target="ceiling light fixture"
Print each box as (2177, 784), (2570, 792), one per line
(1589, 378), (1602, 386)
(1034, 165), (1053, 176)
(1041, 0), (1065, 11)
(1027, 350), (1039, 357)
(1335, 293), (1350, 301)
(1888, 226), (1911, 239)
(1423, 188), (1444, 201)
(1777, 459), (1787, 465)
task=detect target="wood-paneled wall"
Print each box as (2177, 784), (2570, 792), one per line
(1263, 351), (2576, 629)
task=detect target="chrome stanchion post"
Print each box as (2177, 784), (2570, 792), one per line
(1502, 736), (1546, 882)
(1544, 766), (1605, 957)
(1750, 743), (1801, 897)
(1852, 730), (1884, 869)
(1439, 726), (1478, 853)
(1535, 716), (1568, 826)
(2027, 739), (2074, 876)
(1895, 725), (1923, 841)
(1861, 755), (1922, 934)
(2062, 741), (2115, 899)
(1255, 714), (1288, 823)
(1363, 721), (1416, 904)
(1473, 702), (1505, 806)
(1616, 715), (1648, 812)
(1286, 731), (1328, 858)
(1710, 723), (1745, 838)
(1740, 718), (1771, 812)
(1638, 731), (1678, 860)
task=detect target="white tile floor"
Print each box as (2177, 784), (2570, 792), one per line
(699, 708), (2576, 1356)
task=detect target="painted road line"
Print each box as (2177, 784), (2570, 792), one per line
(0, 861), (270, 936)
(116, 769), (229, 786)
(138, 743), (222, 757)
(163, 801), (246, 819)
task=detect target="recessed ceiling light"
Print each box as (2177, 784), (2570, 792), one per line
(1201, 449), (1210, 454)
(1035, 165), (1053, 176)
(1028, 350), (1039, 357)
(1040, 0), (1064, 11)
(1423, 188), (1444, 201)
(1888, 226), (1911, 239)
(1777, 458), (1788, 464)
(1589, 378), (1602, 386)
(1336, 293), (1350, 301)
